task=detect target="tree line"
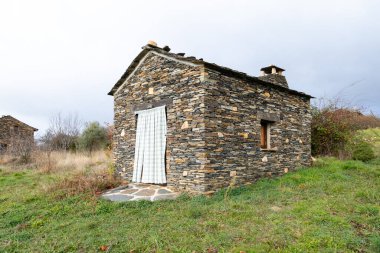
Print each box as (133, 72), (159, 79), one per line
(39, 113), (113, 154)
(4, 99), (380, 164)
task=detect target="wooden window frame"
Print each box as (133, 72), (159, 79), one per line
(260, 120), (270, 149)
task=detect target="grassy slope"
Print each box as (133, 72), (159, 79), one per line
(0, 158), (379, 252)
(358, 128), (380, 157)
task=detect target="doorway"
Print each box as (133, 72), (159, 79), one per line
(132, 106), (167, 184)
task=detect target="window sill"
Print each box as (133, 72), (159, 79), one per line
(260, 147), (278, 152)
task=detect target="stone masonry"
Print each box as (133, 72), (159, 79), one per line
(0, 115), (38, 154)
(109, 42), (313, 194)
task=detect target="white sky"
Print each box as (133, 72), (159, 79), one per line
(1, 0), (379, 136)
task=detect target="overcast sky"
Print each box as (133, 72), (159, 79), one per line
(1, 0), (379, 136)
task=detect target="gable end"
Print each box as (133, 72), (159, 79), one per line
(109, 50), (202, 96)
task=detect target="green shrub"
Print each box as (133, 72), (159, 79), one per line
(352, 141), (375, 162)
(78, 122), (109, 153)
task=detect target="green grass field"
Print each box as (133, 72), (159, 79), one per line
(358, 128), (380, 157)
(1, 157), (379, 252)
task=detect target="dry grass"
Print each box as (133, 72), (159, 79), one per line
(1, 150), (123, 198)
(34, 150), (112, 174)
(0, 154), (18, 165)
(46, 168), (122, 198)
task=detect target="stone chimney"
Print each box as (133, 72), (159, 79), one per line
(258, 65), (288, 88)
(147, 40), (157, 47)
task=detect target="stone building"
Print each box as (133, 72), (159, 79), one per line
(0, 115), (38, 154)
(109, 42), (313, 194)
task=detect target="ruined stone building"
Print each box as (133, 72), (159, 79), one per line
(109, 42), (313, 194)
(0, 115), (38, 154)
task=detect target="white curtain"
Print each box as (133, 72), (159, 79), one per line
(133, 105), (167, 184)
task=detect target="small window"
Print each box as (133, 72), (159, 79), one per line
(260, 121), (270, 149)
(0, 143), (7, 152)
(14, 126), (19, 135)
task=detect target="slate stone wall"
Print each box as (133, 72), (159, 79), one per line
(258, 73), (289, 88)
(199, 69), (312, 191)
(113, 53), (311, 194)
(0, 116), (35, 153)
(113, 53), (208, 192)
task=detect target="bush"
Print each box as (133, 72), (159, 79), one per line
(78, 122), (109, 153)
(352, 141), (375, 162)
(311, 98), (380, 158)
(311, 107), (357, 158)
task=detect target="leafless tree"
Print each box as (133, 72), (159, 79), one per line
(41, 112), (83, 151)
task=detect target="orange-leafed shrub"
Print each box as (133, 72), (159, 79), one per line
(311, 100), (380, 158)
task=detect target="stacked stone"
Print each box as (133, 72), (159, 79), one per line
(0, 116), (37, 154)
(201, 69), (311, 192)
(112, 46), (312, 194)
(258, 74), (289, 88)
(113, 53), (209, 193)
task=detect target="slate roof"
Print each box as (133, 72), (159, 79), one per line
(0, 115), (38, 131)
(108, 44), (313, 98)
